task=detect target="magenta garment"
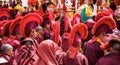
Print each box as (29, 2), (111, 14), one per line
(35, 34), (44, 44)
(0, 53), (10, 61)
(8, 45), (39, 65)
(96, 52), (120, 65)
(37, 40), (59, 65)
(7, 38), (20, 51)
(61, 33), (70, 52)
(83, 41), (104, 65)
(58, 52), (88, 65)
(8, 38), (40, 65)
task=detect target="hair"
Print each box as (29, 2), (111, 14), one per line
(1, 44), (13, 52)
(36, 26), (43, 32)
(109, 39), (120, 52)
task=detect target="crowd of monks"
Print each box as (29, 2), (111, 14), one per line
(0, 0), (120, 65)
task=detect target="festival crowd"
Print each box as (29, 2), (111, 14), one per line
(0, 0), (120, 65)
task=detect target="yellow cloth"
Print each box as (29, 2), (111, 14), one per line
(85, 5), (93, 16)
(51, 0), (54, 2)
(14, 4), (25, 12)
(97, 38), (104, 45)
(107, 0), (110, 5)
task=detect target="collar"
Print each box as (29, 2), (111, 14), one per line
(97, 38), (104, 45)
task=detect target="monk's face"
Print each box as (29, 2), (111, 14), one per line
(47, 4), (55, 12)
(102, 34), (119, 43)
(30, 30), (37, 38)
(6, 48), (13, 56)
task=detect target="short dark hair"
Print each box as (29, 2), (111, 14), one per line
(109, 39), (120, 52)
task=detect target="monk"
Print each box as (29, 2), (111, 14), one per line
(35, 26), (44, 43)
(0, 44), (13, 65)
(96, 38), (120, 65)
(83, 16), (116, 65)
(35, 40), (59, 65)
(58, 23), (88, 65)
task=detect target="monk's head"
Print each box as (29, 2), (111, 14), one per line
(109, 38), (120, 52)
(1, 44), (13, 56)
(36, 26), (43, 34)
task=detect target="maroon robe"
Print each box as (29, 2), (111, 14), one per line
(116, 20), (120, 30)
(83, 41), (104, 65)
(35, 34), (44, 44)
(58, 52), (88, 65)
(8, 44), (39, 65)
(8, 38), (39, 65)
(61, 33), (70, 52)
(96, 52), (120, 65)
(7, 38), (20, 51)
(0, 53), (10, 65)
(0, 53), (10, 61)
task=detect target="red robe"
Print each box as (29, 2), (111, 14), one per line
(96, 52), (120, 65)
(35, 34), (44, 43)
(7, 38), (20, 51)
(8, 38), (39, 65)
(83, 41), (104, 65)
(58, 52), (88, 65)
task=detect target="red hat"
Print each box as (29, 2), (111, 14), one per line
(9, 17), (23, 36)
(92, 16), (116, 37)
(54, 21), (60, 44)
(20, 13), (43, 37)
(64, 14), (72, 32)
(94, 12), (108, 22)
(2, 20), (12, 36)
(0, 11), (10, 21)
(69, 23), (88, 47)
(113, 0), (120, 6)
(28, 0), (38, 6)
(72, 13), (82, 26)
(0, 8), (10, 12)
(0, 20), (8, 34)
(0, 20), (7, 27)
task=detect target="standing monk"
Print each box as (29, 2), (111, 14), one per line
(83, 16), (116, 65)
(58, 23), (88, 65)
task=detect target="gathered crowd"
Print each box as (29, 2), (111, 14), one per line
(0, 0), (120, 65)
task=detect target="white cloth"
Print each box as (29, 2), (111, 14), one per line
(92, 4), (97, 16)
(0, 58), (8, 64)
(21, 0), (28, 7)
